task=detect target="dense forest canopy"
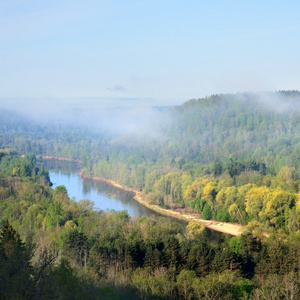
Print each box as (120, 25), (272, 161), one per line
(1, 91), (300, 298)
(0, 153), (300, 299)
(1, 91), (300, 170)
(1, 92), (300, 232)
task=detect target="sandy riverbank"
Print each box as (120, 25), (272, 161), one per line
(36, 156), (245, 236)
(80, 173), (245, 236)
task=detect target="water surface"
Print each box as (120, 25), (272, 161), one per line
(41, 159), (159, 219)
(41, 159), (226, 242)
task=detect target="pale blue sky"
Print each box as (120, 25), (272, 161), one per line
(0, 0), (299, 106)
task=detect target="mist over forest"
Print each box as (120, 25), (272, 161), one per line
(2, 90), (300, 133)
(2, 0), (300, 297)
(1, 91), (300, 299)
(1, 91), (300, 172)
(0, 96), (172, 136)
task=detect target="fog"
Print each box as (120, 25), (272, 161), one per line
(1, 91), (299, 140)
(254, 91), (300, 113)
(0, 97), (172, 137)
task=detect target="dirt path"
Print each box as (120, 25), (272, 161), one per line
(81, 173), (245, 236)
(37, 156), (244, 236)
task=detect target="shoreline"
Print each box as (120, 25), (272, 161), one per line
(80, 172), (245, 236)
(38, 156), (244, 236)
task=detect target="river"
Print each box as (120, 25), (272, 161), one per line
(40, 159), (159, 219)
(40, 159), (225, 242)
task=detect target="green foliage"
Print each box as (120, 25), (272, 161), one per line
(0, 220), (33, 298)
(176, 269), (196, 299)
(1, 92), (300, 298)
(229, 236), (243, 255)
(1, 175), (300, 299)
(45, 201), (64, 228)
(1, 93), (300, 233)
(215, 207), (232, 222)
(53, 185), (68, 196)
(202, 203), (212, 220)
(46, 259), (87, 299)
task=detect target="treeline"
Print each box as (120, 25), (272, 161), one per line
(1, 154), (300, 299)
(1, 92), (300, 175)
(1, 92), (300, 235)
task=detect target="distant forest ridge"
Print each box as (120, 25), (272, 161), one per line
(1, 90), (300, 173)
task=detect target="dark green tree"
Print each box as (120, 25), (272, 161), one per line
(0, 220), (33, 299)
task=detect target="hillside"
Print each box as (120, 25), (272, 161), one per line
(1, 92), (300, 298)
(0, 154), (300, 299)
(0, 91), (300, 235)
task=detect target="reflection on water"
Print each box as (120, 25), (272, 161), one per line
(40, 159), (160, 219)
(41, 158), (80, 175)
(40, 159), (226, 241)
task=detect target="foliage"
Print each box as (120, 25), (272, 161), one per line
(1, 92), (300, 234)
(1, 91), (300, 298)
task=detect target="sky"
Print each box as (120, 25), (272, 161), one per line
(0, 0), (300, 107)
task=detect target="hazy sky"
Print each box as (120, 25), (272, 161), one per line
(1, 0), (299, 106)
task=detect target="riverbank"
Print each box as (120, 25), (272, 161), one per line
(80, 172), (245, 236)
(37, 156), (245, 236)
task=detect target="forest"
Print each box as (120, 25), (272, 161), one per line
(1, 91), (300, 298)
(1, 153), (300, 299)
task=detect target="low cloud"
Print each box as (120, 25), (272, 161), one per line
(0, 97), (167, 137)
